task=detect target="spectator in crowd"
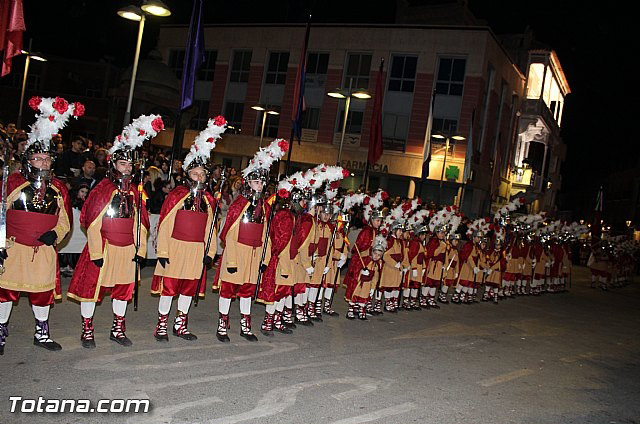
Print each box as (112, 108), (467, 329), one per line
(75, 159), (98, 190)
(55, 135), (86, 177)
(143, 166), (163, 197)
(148, 179), (171, 214)
(228, 166), (237, 177)
(159, 160), (170, 180)
(11, 130), (27, 160)
(210, 164), (223, 193)
(92, 148), (109, 181)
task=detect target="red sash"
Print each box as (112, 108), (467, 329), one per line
(7, 209), (58, 246)
(172, 209), (207, 242)
(390, 253), (402, 262)
(101, 217), (134, 246)
(315, 237), (329, 257)
(433, 253), (445, 262)
(237, 221), (263, 247)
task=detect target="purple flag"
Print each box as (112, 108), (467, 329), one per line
(180, 0), (205, 111)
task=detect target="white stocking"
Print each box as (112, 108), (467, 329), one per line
(158, 296), (172, 315)
(81, 302), (96, 319)
(112, 299), (127, 316)
(239, 297), (251, 315)
(177, 294), (192, 314)
(32, 305), (50, 321)
(0, 301), (12, 324)
(219, 297), (231, 315)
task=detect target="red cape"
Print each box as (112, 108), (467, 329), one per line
(257, 209), (294, 303)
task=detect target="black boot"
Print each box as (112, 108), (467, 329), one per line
(216, 313), (230, 342)
(109, 314), (132, 347)
(173, 311), (197, 340)
(154, 313), (169, 342)
(81, 317), (96, 349)
(240, 314), (258, 341)
(0, 322), (8, 355)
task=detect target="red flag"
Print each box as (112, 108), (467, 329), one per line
(368, 59), (384, 165)
(0, 0), (26, 77)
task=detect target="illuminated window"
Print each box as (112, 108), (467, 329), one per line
(526, 63), (545, 99)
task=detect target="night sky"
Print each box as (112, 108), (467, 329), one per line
(19, 0), (632, 217)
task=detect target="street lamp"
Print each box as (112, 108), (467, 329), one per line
(118, 0), (171, 125)
(327, 77), (371, 165)
(17, 40), (47, 129)
(432, 132), (465, 205)
(251, 104), (280, 147)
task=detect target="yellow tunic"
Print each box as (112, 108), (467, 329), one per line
(86, 191), (148, 287)
(153, 195), (215, 282)
(0, 181), (70, 295)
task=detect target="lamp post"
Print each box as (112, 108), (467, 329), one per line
(17, 40), (46, 129)
(117, 0), (171, 126)
(432, 132), (465, 206)
(251, 104), (279, 147)
(327, 77), (371, 165)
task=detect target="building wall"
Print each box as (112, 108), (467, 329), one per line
(156, 24), (530, 215)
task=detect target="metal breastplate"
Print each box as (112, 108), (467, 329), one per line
(241, 196), (264, 224)
(12, 183), (60, 215)
(182, 189), (207, 213)
(106, 190), (135, 218)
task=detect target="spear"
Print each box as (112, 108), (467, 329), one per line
(133, 157), (146, 311)
(194, 167), (226, 307)
(254, 192), (278, 300)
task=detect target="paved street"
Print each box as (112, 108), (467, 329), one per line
(1, 265), (639, 424)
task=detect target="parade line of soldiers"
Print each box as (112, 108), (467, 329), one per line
(0, 97), (636, 355)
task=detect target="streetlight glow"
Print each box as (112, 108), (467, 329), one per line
(327, 91), (346, 99)
(141, 0), (172, 17)
(251, 105), (266, 111)
(352, 91), (372, 99)
(117, 6), (143, 21)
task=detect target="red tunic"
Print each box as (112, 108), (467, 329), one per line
(344, 225), (377, 300)
(257, 209), (294, 304)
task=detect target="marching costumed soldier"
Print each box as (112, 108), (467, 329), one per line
(379, 218), (407, 313)
(588, 241), (611, 290)
(343, 190), (387, 319)
(151, 117), (226, 341)
(256, 180), (296, 336)
(493, 198), (526, 298)
(213, 138), (288, 342)
(304, 165), (349, 321)
(347, 234), (386, 320)
(406, 210), (430, 310)
(68, 115), (162, 348)
(0, 96), (81, 354)
(318, 196), (349, 317)
(452, 218), (489, 304)
(483, 232), (505, 303)
(423, 208), (458, 309)
(530, 233), (551, 295)
(440, 231), (461, 303)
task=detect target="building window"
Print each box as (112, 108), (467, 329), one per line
(265, 52), (290, 85)
(388, 55), (417, 92)
(526, 63), (545, 99)
(230, 50), (252, 83)
(382, 113), (409, 151)
(306, 52), (329, 75)
(337, 109), (364, 134)
(168, 49), (186, 80)
(224, 102), (244, 132)
(345, 53), (372, 89)
(301, 107), (320, 130)
(262, 112), (280, 138)
(198, 50), (217, 81)
(432, 118), (458, 135)
(189, 100), (210, 130)
(435, 57), (466, 96)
